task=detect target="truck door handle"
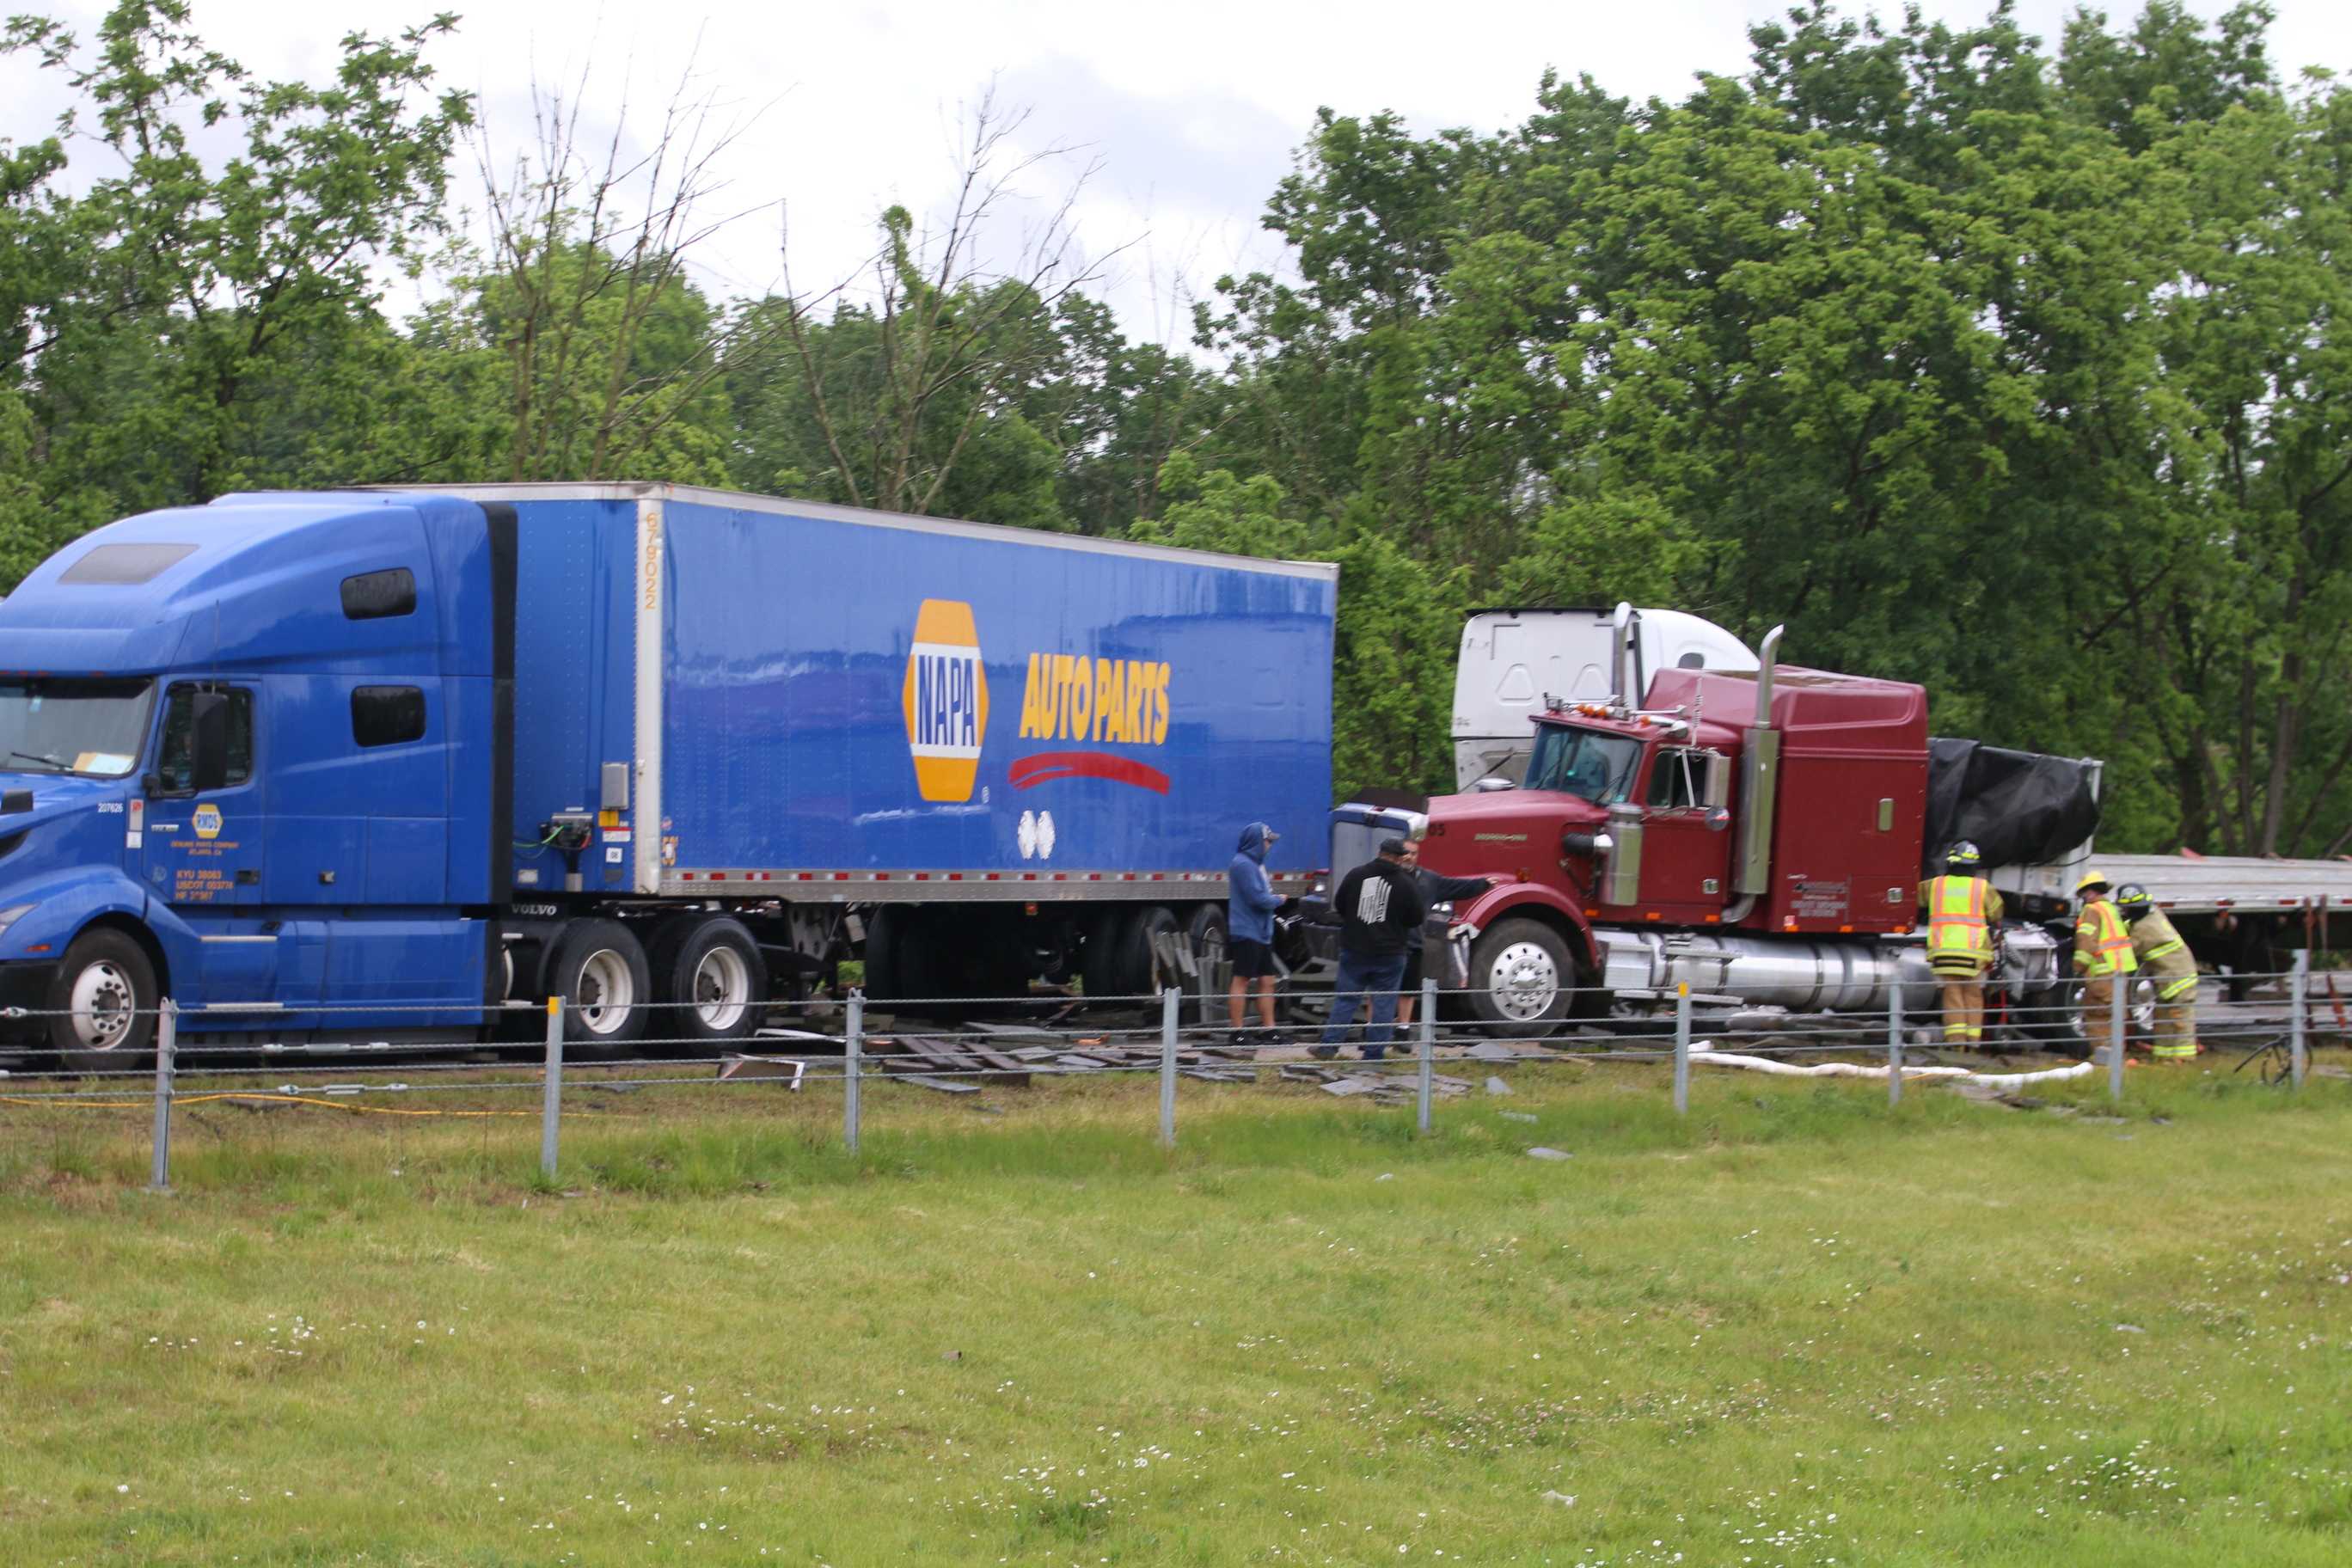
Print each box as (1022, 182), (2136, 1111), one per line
(236, 868), (260, 885)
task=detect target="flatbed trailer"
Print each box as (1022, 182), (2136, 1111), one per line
(2093, 854), (2352, 919)
(2084, 854), (2352, 996)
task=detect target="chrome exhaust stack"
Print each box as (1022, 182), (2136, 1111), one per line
(1608, 602), (1643, 714)
(1732, 624), (1785, 900)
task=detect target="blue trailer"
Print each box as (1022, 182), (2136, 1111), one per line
(0, 483), (1336, 1065)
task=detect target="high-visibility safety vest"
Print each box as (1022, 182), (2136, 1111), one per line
(2074, 898), (2141, 977)
(2128, 906), (2198, 1000)
(1925, 874), (1992, 965)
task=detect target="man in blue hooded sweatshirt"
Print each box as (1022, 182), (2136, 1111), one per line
(1228, 822), (1286, 1045)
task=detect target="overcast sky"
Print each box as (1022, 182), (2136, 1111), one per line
(5, 0), (2349, 346)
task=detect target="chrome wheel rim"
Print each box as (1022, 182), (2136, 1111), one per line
(575, 948), (635, 1036)
(692, 944), (751, 1032)
(69, 961), (137, 1050)
(1487, 940), (1559, 1022)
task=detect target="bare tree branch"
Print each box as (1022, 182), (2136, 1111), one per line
(774, 81), (1118, 513)
(466, 35), (786, 481)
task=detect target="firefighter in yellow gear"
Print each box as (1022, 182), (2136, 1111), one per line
(2073, 870), (2140, 1047)
(1918, 840), (2003, 1047)
(2116, 883), (2198, 1059)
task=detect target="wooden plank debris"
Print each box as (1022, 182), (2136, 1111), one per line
(955, 1039), (1036, 1086)
(866, 1034), (1033, 1089)
(891, 1071), (981, 1094)
(1319, 1076), (1384, 1097)
(1270, 1060), (1472, 1106)
(717, 1054), (806, 1087)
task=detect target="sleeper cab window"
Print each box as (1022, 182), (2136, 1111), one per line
(341, 567), (416, 620)
(351, 685), (426, 749)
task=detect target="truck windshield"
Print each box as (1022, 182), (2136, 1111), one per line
(1525, 724), (1642, 804)
(0, 677), (156, 777)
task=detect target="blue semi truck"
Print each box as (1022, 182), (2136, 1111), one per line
(0, 483), (1336, 1066)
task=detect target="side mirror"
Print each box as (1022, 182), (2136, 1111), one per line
(1473, 776), (1516, 793)
(189, 690), (231, 793)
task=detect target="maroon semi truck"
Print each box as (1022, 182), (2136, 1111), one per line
(1421, 628), (2076, 1035)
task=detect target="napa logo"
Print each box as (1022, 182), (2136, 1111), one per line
(901, 599), (990, 802)
(192, 804), (223, 840)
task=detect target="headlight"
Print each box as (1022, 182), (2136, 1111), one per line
(0, 903), (33, 935)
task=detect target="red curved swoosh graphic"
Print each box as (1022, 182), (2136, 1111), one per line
(1008, 751), (1171, 794)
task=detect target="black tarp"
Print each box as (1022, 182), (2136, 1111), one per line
(1923, 738), (2102, 873)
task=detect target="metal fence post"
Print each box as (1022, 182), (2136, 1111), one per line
(2108, 976), (2127, 1103)
(1673, 981), (1692, 1116)
(1416, 979), (1437, 1135)
(844, 989), (864, 1155)
(149, 999), (176, 1192)
(2289, 949), (2310, 1090)
(1160, 987), (1179, 1149)
(540, 998), (565, 1179)
(1887, 983), (1903, 1109)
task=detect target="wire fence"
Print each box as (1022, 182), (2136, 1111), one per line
(0, 956), (2342, 1191)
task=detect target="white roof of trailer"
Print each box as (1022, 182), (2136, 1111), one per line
(383, 481), (1340, 584)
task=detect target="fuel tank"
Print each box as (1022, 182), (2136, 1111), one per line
(1591, 923), (2066, 1014)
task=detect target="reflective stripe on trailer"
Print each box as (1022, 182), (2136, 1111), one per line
(658, 868), (1321, 900)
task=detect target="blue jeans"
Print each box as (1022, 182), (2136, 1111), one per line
(1322, 952), (1407, 1057)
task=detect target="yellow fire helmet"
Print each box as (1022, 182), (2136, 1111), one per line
(2074, 868), (2111, 896)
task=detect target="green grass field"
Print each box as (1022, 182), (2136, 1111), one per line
(3, 1056), (2349, 1565)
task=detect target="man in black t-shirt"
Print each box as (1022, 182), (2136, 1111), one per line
(1314, 838), (1425, 1060)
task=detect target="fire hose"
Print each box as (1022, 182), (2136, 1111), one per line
(1685, 1045), (2096, 1087)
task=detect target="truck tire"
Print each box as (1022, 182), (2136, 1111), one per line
(1186, 903), (1228, 990)
(1083, 905), (1179, 1003)
(1999, 983), (2079, 1050)
(656, 916), (767, 1047)
(860, 906), (902, 1001)
(47, 927), (158, 1075)
(547, 919), (651, 1058)
(861, 905), (937, 1008)
(1465, 917), (1578, 1039)
(965, 915), (1042, 1006)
